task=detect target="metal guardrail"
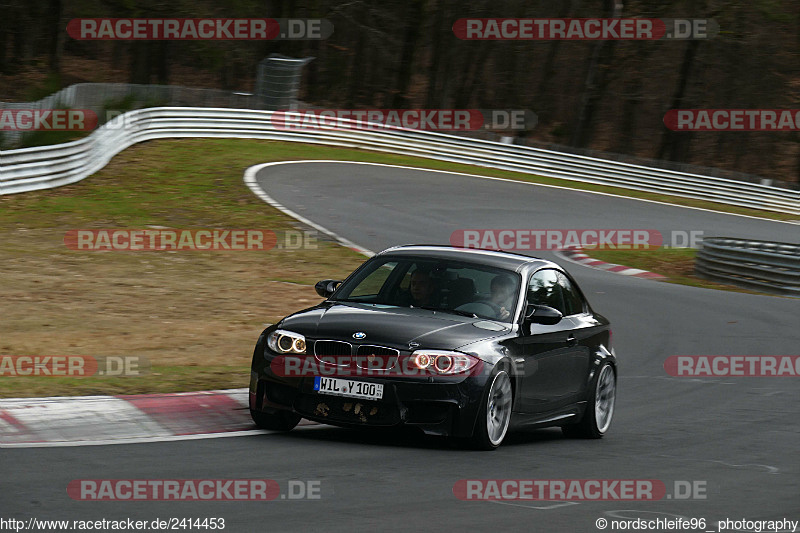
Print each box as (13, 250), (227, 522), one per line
(695, 237), (800, 296)
(1, 56), (311, 148)
(1, 107), (799, 216)
(0, 84), (256, 148)
(255, 54), (314, 110)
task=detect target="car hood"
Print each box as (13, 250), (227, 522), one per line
(279, 302), (510, 351)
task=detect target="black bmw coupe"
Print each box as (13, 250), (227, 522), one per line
(249, 245), (616, 449)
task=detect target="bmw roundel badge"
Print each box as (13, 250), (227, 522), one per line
(353, 331), (367, 340)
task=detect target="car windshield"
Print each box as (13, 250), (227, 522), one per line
(332, 256), (521, 322)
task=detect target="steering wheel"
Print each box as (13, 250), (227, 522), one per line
(455, 301), (503, 319)
(481, 300), (504, 316)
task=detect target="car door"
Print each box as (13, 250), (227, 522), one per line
(554, 271), (593, 401)
(516, 269), (587, 414)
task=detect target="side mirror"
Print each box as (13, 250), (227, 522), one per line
(315, 279), (342, 298)
(524, 304), (563, 325)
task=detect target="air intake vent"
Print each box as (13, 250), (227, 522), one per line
(356, 345), (400, 357)
(314, 340), (352, 356)
(355, 345), (400, 370)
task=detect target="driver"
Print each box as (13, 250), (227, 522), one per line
(486, 274), (515, 320)
(409, 269), (435, 307)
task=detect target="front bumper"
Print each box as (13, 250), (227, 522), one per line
(249, 369), (489, 438)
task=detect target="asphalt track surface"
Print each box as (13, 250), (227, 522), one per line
(3, 162), (798, 532)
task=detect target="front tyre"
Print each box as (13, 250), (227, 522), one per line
(563, 362), (616, 439)
(470, 369), (513, 450)
(250, 408), (301, 431)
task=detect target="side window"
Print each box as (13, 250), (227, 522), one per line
(557, 272), (586, 316)
(527, 269), (564, 314)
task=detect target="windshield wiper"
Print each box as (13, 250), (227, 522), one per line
(411, 305), (478, 318)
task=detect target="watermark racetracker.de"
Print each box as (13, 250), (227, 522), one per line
(453, 479), (709, 501)
(67, 18), (333, 40)
(63, 229), (318, 251)
(453, 18), (719, 40)
(0, 109), (98, 131)
(664, 109), (800, 131)
(0, 355), (148, 377)
(450, 229), (707, 251)
(67, 479), (323, 500)
(270, 109), (537, 131)
(664, 356), (800, 377)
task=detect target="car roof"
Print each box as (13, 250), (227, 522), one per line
(376, 245), (554, 272)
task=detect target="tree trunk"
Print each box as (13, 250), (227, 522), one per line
(46, 0), (62, 74)
(346, 15), (367, 108)
(570, 0), (620, 148)
(458, 44), (496, 108)
(155, 42), (169, 84)
(656, 39), (700, 161)
(390, 0), (423, 108)
(129, 42), (150, 84)
(424, 0), (444, 109)
(535, 0), (581, 122)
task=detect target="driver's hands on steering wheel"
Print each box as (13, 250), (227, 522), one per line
(482, 300), (510, 320)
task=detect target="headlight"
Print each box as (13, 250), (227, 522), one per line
(410, 350), (479, 375)
(267, 330), (306, 354)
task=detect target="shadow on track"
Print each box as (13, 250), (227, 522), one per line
(252, 424), (567, 451)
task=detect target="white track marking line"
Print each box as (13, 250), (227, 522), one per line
(243, 161), (374, 256)
(0, 423), (328, 448)
(486, 500), (580, 511)
(0, 429), (270, 448)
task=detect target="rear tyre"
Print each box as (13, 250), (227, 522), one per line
(469, 369), (513, 450)
(250, 408), (301, 431)
(562, 362), (616, 439)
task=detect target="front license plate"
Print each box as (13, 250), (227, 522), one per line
(313, 376), (384, 401)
